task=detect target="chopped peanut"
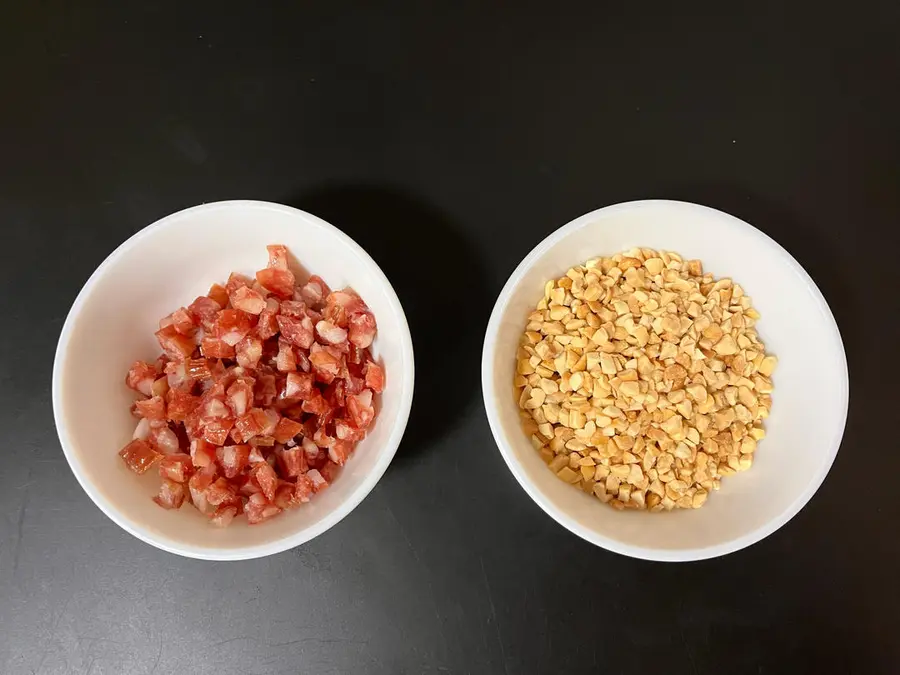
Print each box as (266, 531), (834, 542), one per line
(516, 249), (775, 512)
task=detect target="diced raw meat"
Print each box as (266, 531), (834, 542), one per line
(295, 350), (310, 373)
(279, 300), (307, 318)
(347, 389), (375, 429)
(344, 374), (365, 396)
(125, 245), (382, 526)
(133, 418), (151, 440)
(226, 378), (254, 417)
(276, 315), (314, 349)
(254, 372), (278, 407)
(335, 418), (366, 442)
(151, 376), (169, 398)
(248, 445), (267, 465)
(126, 361), (158, 396)
(301, 437), (319, 461)
(188, 470), (217, 515)
(349, 311), (377, 349)
(230, 285), (267, 314)
(259, 409), (279, 436)
(256, 267), (295, 299)
(316, 320), (348, 345)
(154, 479), (186, 509)
(149, 425), (181, 455)
(364, 361), (385, 392)
(250, 463), (278, 502)
(159, 454), (193, 483)
(232, 408), (267, 443)
(206, 477), (238, 507)
(213, 309), (255, 346)
(299, 275), (330, 308)
(235, 335), (263, 369)
(190, 438), (217, 468)
(170, 307), (198, 336)
(155, 325), (196, 361)
(306, 469), (328, 492)
(135, 395), (166, 421)
(188, 296), (222, 330)
(226, 272), (253, 295)
(301, 392), (330, 416)
(284, 372), (315, 400)
(255, 297), (280, 340)
(324, 379), (346, 408)
(273, 417), (304, 444)
(313, 427), (335, 448)
(319, 460), (340, 483)
(267, 244), (290, 270)
(202, 394), (231, 419)
(276, 446), (307, 477)
(210, 360), (228, 383)
(294, 474), (315, 503)
(166, 388), (199, 422)
(328, 440), (353, 466)
(309, 449), (328, 470)
(354, 388), (373, 407)
(183, 406), (202, 440)
(309, 345), (342, 384)
(200, 396), (234, 445)
(246, 492), (282, 524)
(273, 481), (297, 509)
(216, 444), (251, 478)
(207, 283), (229, 308)
(165, 360), (189, 390)
(185, 357), (213, 383)
(200, 336), (235, 359)
(200, 418), (234, 446)
(347, 344), (368, 365)
(324, 290), (367, 328)
(275, 337), (296, 372)
(119, 439), (162, 474)
(209, 505), (238, 527)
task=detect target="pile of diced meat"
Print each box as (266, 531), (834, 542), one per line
(119, 245), (384, 527)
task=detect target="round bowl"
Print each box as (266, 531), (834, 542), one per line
(53, 200), (415, 560)
(482, 200), (848, 561)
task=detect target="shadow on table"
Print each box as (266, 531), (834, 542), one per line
(283, 184), (490, 463)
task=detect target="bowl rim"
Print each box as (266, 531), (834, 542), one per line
(481, 199), (849, 562)
(52, 199), (415, 560)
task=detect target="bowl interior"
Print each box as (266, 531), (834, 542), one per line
(54, 201), (413, 559)
(484, 201), (847, 560)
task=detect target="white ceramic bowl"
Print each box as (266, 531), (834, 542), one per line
(53, 200), (415, 560)
(482, 200), (848, 561)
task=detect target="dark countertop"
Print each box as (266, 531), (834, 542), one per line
(1, 2), (898, 674)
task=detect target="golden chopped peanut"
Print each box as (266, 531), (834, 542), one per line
(548, 454), (568, 472)
(599, 353), (618, 374)
(713, 334), (738, 355)
(686, 383), (708, 403)
(758, 355), (778, 377)
(619, 381), (641, 398)
(515, 249), (775, 512)
(628, 464), (644, 485)
(644, 258), (665, 275)
(557, 466), (580, 483)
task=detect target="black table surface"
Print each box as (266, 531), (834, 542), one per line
(2, 2), (898, 674)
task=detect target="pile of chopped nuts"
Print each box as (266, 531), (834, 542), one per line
(515, 249), (776, 512)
